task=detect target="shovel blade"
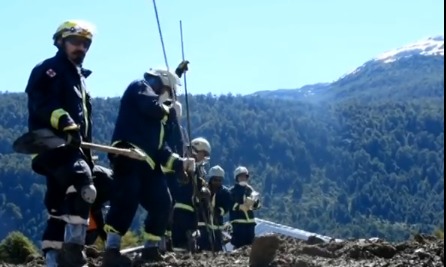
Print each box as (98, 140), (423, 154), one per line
(249, 235), (281, 267)
(12, 129), (67, 155)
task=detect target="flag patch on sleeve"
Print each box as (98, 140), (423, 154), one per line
(46, 69), (57, 77)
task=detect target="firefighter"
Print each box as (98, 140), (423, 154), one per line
(229, 166), (262, 249)
(101, 67), (195, 266)
(40, 164), (113, 266)
(25, 19), (97, 266)
(171, 137), (211, 253)
(197, 165), (232, 252)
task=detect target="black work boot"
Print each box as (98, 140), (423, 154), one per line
(100, 248), (132, 267)
(158, 237), (167, 255)
(166, 237), (174, 252)
(186, 230), (198, 253)
(56, 243), (87, 267)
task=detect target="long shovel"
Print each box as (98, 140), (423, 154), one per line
(12, 129), (146, 161)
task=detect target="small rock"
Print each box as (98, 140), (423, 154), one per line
(366, 243), (398, 259)
(414, 248), (425, 254)
(325, 242), (346, 253)
(414, 234), (426, 244)
(249, 235), (281, 267)
(306, 236), (325, 245)
(348, 245), (363, 260)
(85, 246), (102, 259)
(415, 248), (431, 260)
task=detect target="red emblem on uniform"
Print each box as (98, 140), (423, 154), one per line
(46, 69), (57, 77)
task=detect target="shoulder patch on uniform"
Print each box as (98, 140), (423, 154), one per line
(46, 69), (57, 78)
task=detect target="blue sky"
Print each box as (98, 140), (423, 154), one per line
(1, 0), (444, 98)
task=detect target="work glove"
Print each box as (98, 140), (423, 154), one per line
(239, 203), (250, 213)
(223, 222), (233, 233)
(199, 186), (211, 200)
(175, 60), (190, 78)
(182, 157), (196, 173)
(63, 125), (82, 148)
(244, 198), (256, 209)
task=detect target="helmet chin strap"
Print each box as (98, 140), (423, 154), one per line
(196, 158), (210, 166)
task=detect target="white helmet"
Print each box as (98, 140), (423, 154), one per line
(191, 137), (211, 155)
(234, 166), (249, 180)
(209, 165), (225, 178)
(144, 68), (181, 96)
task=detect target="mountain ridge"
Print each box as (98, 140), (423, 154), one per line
(251, 35), (445, 101)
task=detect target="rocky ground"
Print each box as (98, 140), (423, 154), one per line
(1, 234), (443, 267)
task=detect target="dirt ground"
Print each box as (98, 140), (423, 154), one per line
(3, 234), (444, 267)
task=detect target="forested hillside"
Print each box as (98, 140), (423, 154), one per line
(0, 71), (444, 245)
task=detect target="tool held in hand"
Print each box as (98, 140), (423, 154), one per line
(245, 190), (260, 209)
(12, 129), (146, 161)
(178, 20), (216, 255)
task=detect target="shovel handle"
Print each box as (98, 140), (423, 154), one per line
(80, 142), (146, 161)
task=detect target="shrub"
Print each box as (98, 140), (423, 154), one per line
(0, 231), (39, 264)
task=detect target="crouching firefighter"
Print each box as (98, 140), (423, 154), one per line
(41, 164), (113, 266)
(101, 67), (196, 266)
(229, 166), (262, 249)
(25, 19), (98, 266)
(158, 61), (189, 253)
(171, 137), (211, 253)
(197, 165), (232, 252)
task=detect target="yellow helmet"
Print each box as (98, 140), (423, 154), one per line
(52, 20), (95, 43)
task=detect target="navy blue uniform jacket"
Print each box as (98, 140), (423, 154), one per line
(229, 184), (261, 224)
(110, 80), (182, 172)
(25, 50), (93, 162)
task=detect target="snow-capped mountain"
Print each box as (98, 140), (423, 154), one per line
(374, 35), (444, 64)
(252, 35), (444, 102)
(344, 35), (444, 77)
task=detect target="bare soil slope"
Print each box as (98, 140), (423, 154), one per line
(3, 234), (444, 267)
